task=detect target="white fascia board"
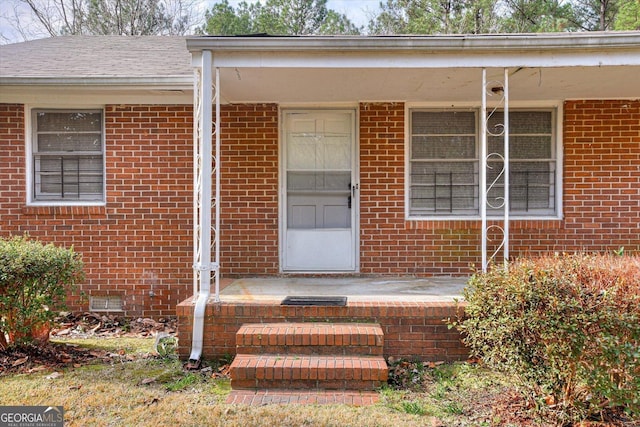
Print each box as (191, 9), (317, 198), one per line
(187, 33), (640, 68)
(186, 32), (640, 52)
(0, 76), (192, 88)
(207, 49), (640, 69)
(0, 85), (193, 105)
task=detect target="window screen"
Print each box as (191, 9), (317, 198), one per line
(409, 109), (557, 217)
(409, 111), (478, 215)
(32, 110), (104, 202)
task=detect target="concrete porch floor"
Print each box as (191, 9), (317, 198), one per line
(218, 276), (468, 303)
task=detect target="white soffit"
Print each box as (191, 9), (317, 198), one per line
(215, 66), (640, 103)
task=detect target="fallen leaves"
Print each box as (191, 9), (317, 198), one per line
(50, 313), (176, 339)
(12, 356), (28, 367)
(139, 377), (157, 386)
(201, 364), (231, 379)
(387, 357), (444, 390)
(145, 397), (160, 406)
(45, 372), (63, 380)
(1, 343), (112, 375)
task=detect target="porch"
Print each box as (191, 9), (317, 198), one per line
(176, 276), (469, 362)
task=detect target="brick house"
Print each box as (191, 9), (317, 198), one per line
(1, 34), (639, 363)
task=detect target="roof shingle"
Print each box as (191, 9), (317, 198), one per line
(0, 35), (191, 79)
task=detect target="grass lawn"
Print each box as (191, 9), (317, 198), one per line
(1, 337), (539, 427)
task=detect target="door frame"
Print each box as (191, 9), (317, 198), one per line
(278, 107), (360, 273)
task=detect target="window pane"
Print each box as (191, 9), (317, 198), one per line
(38, 133), (102, 152)
(287, 171), (350, 192)
(413, 136), (475, 159)
(487, 111), (552, 134)
(36, 111), (102, 132)
(510, 161), (554, 211)
(410, 161), (477, 214)
(410, 110), (478, 216)
(412, 111), (475, 135)
(33, 110), (104, 201)
(488, 135), (552, 159)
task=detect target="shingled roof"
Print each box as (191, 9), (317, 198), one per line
(0, 35), (191, 84)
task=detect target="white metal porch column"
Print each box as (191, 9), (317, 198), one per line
(190, 50), (221, 362)
(481, 68), (510, 272)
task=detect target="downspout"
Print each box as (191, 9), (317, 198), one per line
(189, 51), (220, 365)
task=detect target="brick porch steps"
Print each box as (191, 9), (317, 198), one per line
(227, 322), (388, 405)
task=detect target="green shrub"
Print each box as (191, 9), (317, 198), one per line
(0, 235), (84, 348)
(455, 253), (640, 424)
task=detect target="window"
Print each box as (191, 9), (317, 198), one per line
(408, 109), (557, 218)
(31, 109), (104, 202)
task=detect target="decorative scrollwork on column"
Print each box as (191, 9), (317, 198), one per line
(481, 69), (509, 271)
(192, 60), (219, 297)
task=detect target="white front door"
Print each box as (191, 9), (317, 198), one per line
(282, 110), (357, 272)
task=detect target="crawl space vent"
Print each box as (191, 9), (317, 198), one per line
(90, 296), (124, 312)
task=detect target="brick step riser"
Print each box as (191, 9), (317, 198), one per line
(235, 323), (385, 355)
(236, 345), (383, 356)
(231, 379), (384, 391)
(230, 364), (388, 382)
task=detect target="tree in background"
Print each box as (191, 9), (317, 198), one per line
(614, 0), (640, 29)
(3, 0), (639, 43)
(200, 0), (256, 35)
(199, 0), (361, 36)
(501, 0), (580, 32)
(368, 0), (503, 34)
(569, 0), (638, 30)
(85, 0), (190, 35)
(367, 0), (639, 34)
(7, 0), (197, 39)
(318, 9), (362, 35)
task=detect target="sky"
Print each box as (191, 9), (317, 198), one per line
(0, 0), (383, 44)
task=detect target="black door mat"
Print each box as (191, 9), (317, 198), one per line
(281, 296), (347, 306)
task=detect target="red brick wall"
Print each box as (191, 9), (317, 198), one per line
(2, 99), (638, 316)
(0, 104), (194, 317)
(559, 100), (640, 252)
(219, 104), (280, 275)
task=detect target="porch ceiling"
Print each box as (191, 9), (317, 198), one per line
(216, 65), (640, 104)
(188, 33), (640, 104)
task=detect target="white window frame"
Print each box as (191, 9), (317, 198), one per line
(405, 103), (563, 220)
(26, 106), (106, 206)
